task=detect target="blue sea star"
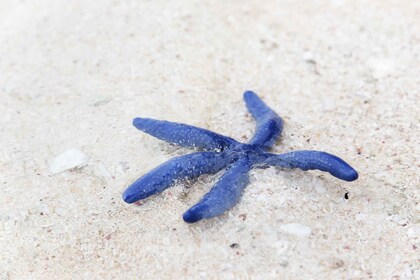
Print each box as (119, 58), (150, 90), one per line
(123, 91), (358, 223)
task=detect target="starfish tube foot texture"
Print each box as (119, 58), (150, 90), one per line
(183, 158), (252, 223)
(122, 152), (230, 203)
(123, 91), (358, 223)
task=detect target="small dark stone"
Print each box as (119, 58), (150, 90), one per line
(344, 192), (349, 199)
(230, 243), (239, 248)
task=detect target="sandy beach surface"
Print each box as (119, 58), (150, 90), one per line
(1, 1), (419, 279)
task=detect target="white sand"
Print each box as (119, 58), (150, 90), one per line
(1, 1), (419, 279)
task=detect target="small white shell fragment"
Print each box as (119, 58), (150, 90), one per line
(279, 223), (312, 238)
(367, 58), (395, 79)
(49, 148), (89, 175)
(303, 51), (315, 63)
(406, 225), (420, 239)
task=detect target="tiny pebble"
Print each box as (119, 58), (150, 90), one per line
(303, 52), (315, 63)
(314, 181), (326, 194)
(279, 223), (312, 238)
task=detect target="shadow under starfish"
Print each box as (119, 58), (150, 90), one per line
(123, 91), (358, 223)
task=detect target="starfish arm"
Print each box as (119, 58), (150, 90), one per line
(122, 152), (230, 203)
(243, 91), (284, 148)
(182, 157), (252, 223)
(133, 117), (237, 151)
(261, 150), (358, 181)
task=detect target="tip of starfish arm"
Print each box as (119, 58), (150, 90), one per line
(122, 189), (139, 204)
(331, 155), (359, 182)
(182, 207), (205, 223)
(183, 212), (202, 224)
(243, 90), (257, 98)
(342, 168), (359, 181)
(132, 117), (147, 128)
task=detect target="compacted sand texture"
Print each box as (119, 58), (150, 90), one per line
(0, 1), (419, 279)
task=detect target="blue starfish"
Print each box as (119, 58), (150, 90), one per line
(123, 91), (358, 223)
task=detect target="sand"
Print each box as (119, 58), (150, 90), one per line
(1, 0), (419, 279)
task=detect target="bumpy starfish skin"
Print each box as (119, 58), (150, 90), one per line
(123, 91), (358, 223)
